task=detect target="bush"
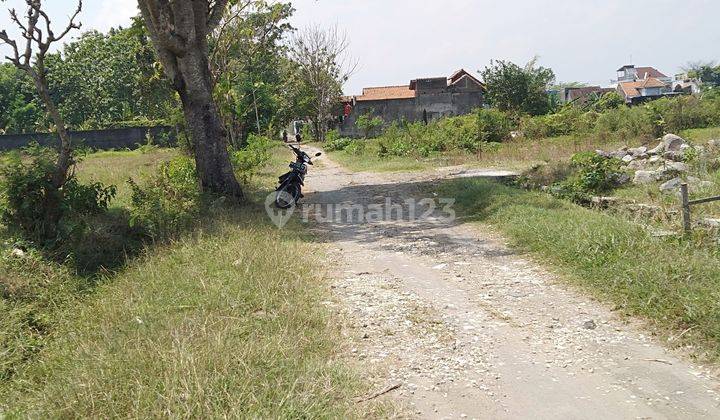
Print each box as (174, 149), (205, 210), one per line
(377, 122), (413, 157)
(437, 114), (480, 152)
(324, 129), (340, 144)
(592, 91), (624, 112)
(325, 136), (355, 152)
(0, 145), (116, 245)
(128, 156), (202, 240)
(355, 113), (383, 138)
(374, 115), (487, 157)
(593, 106), (655, 141)
(477, 108), (512, 143)
(550, 152), (625, 204)
(520, 106), (584, 139)
(344, 140), (366, 155)
(645, 95), (720, 134)
(325, 135), (366, 155)
(231, 134), (273, 183)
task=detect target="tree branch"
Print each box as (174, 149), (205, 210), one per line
(41, 0), (82, 42)
(138, 0), (188, 56)
(0, 29), (23, 67)
(207, 0), (229, 32)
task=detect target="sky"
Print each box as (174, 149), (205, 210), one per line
(1, 0), (718, 95)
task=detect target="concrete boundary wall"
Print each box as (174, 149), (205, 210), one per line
(0, 126), (176, 151)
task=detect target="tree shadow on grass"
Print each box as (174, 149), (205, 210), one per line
(51, 207), (148, 276)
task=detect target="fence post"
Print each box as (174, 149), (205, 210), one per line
(681, 183), (691, 234)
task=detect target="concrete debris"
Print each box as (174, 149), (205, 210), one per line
(700, 218), (720, 228)
(659, 177), (682, 193)
(661, 134), (685, 152)
(633, 171), (657, 185)
(663, 150), (686, 162)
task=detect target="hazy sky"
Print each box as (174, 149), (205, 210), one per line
(1, 0), (718, 95)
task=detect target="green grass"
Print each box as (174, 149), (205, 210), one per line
(438, 178), (720, 358)
(1, 146), (381, 418)
(680, 126), (720, 143)
(77, 147), (178, 207)
(1, 208), (364, 418)
(327, 148), (432, 172)
(324, 135), (628, 173)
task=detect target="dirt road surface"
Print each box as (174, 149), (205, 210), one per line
(299, 146), (720, 419)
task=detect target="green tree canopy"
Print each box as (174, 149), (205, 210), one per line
(46, 20), (175, 130)
(0, 63), (44, 134)
(211, 1), (297, 146)
(0, 19), (175, 134)
(480, 58), (556, 116)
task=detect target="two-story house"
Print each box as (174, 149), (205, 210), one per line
(616, 65), (673, 104)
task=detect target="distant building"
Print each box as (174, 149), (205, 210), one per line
(339, 69), (485, 138)
(560, 86), (615, 106)
(615, 64), (677, 104)
(672, 73), (703, 95)
(616, 65), (672, 84)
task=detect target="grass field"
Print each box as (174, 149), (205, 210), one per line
(76, 147), (179, 206)
(0, 146), (382, 418)
(324, 135), (628, 173)
(325, 126), (720, 174)
(681, 126), (720, 143)
(438, 178), (720, 359)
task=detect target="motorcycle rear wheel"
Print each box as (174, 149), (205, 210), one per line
(275, 183), (301, 209)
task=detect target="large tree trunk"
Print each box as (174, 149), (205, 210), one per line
(176, 50), (243, 198)
(137, 0), (243, 199)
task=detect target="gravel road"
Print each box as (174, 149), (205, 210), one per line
(298, 146), (720, 419)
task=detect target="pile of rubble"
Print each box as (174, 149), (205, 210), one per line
(596, 134), (716, 193)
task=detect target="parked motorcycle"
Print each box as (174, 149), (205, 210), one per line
(275, 144), (321, 209)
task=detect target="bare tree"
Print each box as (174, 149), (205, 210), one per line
(289, 25), (356, 141)
(0, 0), (82, 233)
(137, 0), (243, 198)
(0, 0), (81, 191)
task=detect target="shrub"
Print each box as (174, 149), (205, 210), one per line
(0, 145), (116, 245)
(477, 108), (512, 143)
(231, 134), (273, 183)
(324, 129), (340, 144)
(355, 113), (383, 138)
(520, 106), (584, 139)
(645, 95), (720, 134)
(551, 152), (625, 204)
(377, 122), (414, 157)
(324, 136), (355, 152)
(593, 106), (654, 141)
(344, 139), (366, 155)
(128, 156), (202, 240)
(439, 114), (479, 152)
(592, 91), (624, 112)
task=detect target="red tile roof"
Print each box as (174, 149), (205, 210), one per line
(352, 69), (482, 101)
(356, 85), (415, 101)
(634, 66), (668, 80)
(618, 77), (666, 98)
(640, 77), (666, 88)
